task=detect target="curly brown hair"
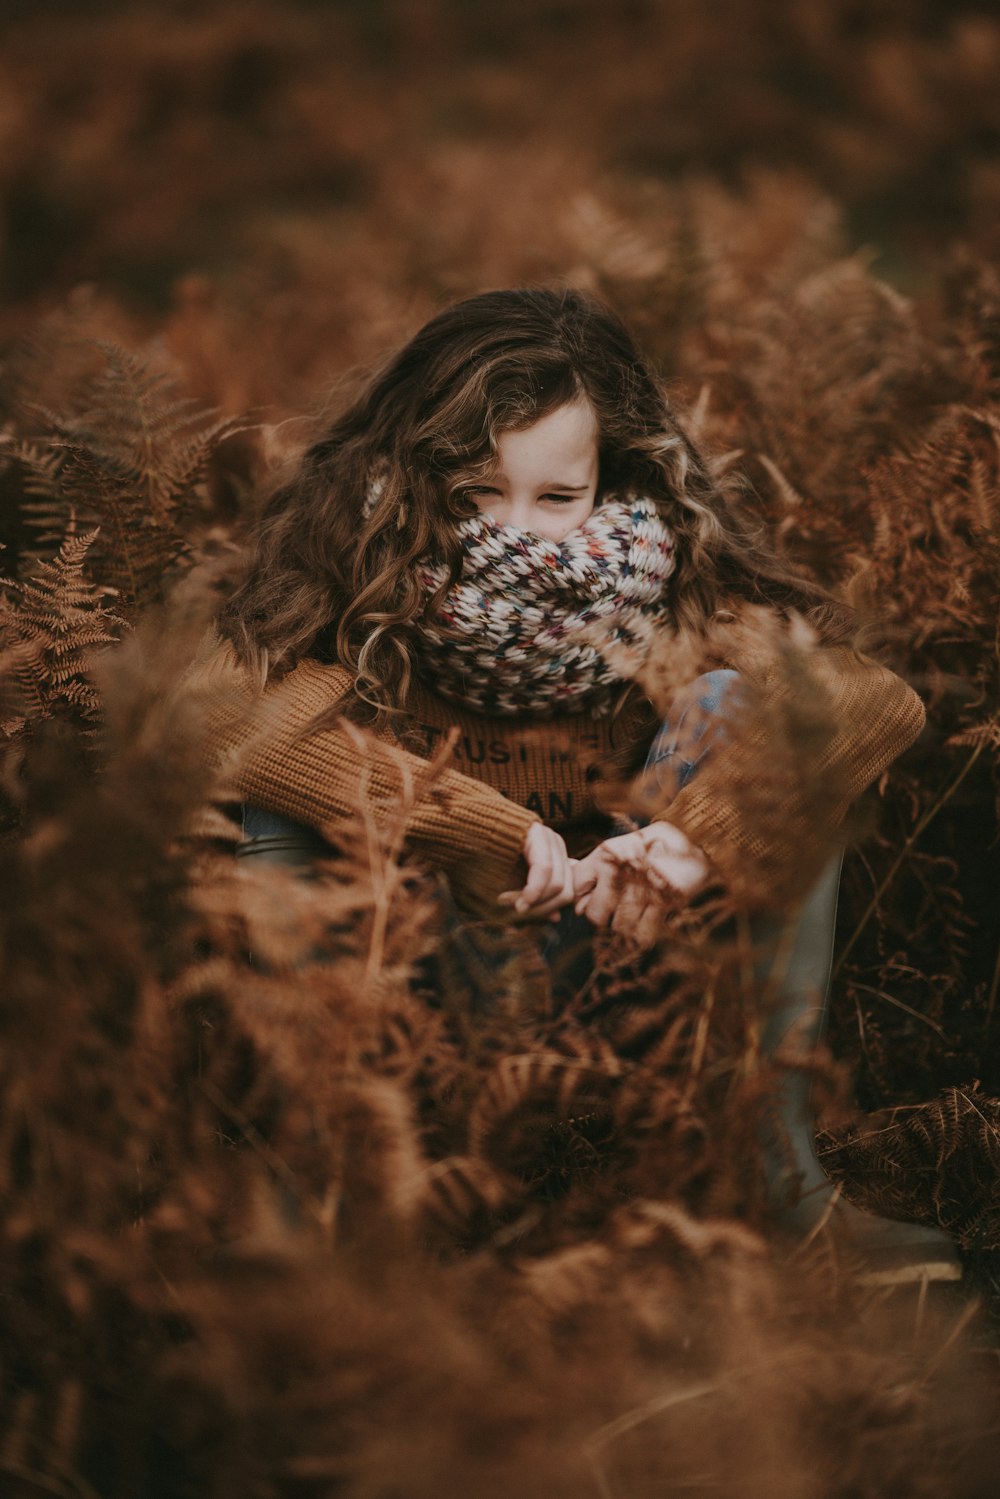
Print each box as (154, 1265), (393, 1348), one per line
(219, 286), (854, 716)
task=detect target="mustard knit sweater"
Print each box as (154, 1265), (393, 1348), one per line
(195, 629), (926, 916)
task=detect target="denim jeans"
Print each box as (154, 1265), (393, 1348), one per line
(636, 670), (742, 801)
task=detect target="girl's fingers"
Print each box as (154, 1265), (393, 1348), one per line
(506, 825), (576, 913)
(503, 882), (570, 914)
(513, 866), (577, 919)
(525, 890), (574, 919)
(640, 822), (709, 893)
(519, 862), (553, 909)
(607, 831), (644, 865)
(585, 860), (658, 931)
(576, 859), (619, 925)
(610, 875), (647, 934)
(518, 826), (555, 907)
(645, 847), (709, 895)
(642, 820), (689, 853)
(634, 902), (663, 948)
(521, 853), (567, 909)
(534, 859), (577, 915)
(571, 825), (711, 932)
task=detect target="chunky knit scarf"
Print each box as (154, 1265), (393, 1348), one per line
(413, 497), (676, 716)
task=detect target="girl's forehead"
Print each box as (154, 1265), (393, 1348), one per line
(493, 398), (599, 469)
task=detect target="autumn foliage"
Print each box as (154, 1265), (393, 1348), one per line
(0, 3), (999, 1495)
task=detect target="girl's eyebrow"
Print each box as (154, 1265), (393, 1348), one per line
(462, 479), (590, 492)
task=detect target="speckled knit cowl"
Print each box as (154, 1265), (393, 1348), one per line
(413, 497), (677, 716)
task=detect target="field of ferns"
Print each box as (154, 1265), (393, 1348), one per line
(1, 2), (999, 1494)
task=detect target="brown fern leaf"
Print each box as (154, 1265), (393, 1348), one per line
(820, 1088), (1000, 1247)
(362, 987), (450, 1085)
(466, 1051), (622, 1195)
(419, 1153), (519, 1246)
(513, 1237), (619, 1325)
(0, 526), (123, 738)
(942, 252), (1000, 399)
(11, 339), (245, 608)
(862, 409), (1000, 669)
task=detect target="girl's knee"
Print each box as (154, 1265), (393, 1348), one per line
(640, 670), (746, 804)
(681, 668), (744, 719)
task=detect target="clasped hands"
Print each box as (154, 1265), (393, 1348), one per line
(498, 820), (709, 937)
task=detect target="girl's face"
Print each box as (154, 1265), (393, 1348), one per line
(461, 396), (599, 543)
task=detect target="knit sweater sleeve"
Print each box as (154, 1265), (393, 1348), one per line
(651, 644), (926, 909)
(197, 643), (539, 913)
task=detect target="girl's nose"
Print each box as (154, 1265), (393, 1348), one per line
(507, 496), (535, 530)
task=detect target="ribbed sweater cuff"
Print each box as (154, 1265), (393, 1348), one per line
(400, 770), (538, 911)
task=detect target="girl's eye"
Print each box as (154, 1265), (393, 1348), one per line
(459, 488), (585, 505)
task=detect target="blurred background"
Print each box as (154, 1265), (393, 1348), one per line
(2, 0), (998, 408)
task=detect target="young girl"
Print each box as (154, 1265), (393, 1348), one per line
(204, 287), (958, 1279)
(211, 287), (922, 924)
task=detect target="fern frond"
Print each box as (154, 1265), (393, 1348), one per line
(0, 526), (124, 736)
(9, 335), (246, 608)
(74, 342), (243, 523)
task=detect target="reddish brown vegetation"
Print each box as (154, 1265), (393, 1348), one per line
(0, 3), (998, 1495)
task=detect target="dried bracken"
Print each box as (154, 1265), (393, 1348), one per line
(4, 327), (245, 608)
(0, 3), (998, 1495)
(0, 526), (123, 740)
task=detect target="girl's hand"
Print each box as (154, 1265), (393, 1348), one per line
(498, 823), (577, 920)
(572, 822), (709, 938)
